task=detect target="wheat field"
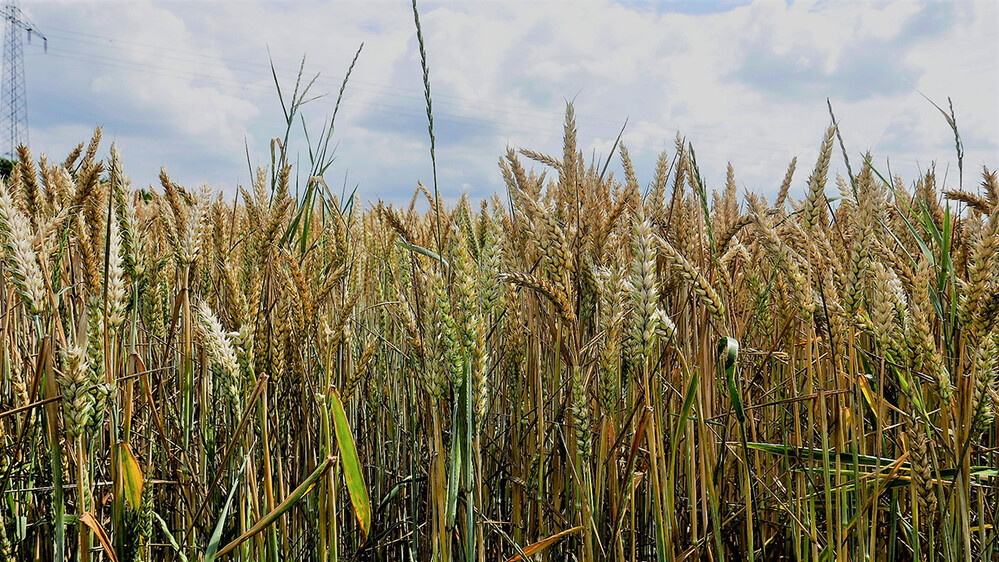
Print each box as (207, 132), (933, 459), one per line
(0, 96), (996, 562)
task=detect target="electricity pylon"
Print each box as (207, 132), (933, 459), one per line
(2, 0), (45, 159)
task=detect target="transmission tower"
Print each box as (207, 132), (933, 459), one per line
(2, 0), (45, 159)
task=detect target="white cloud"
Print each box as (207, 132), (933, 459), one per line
(15, 0), (998, 203)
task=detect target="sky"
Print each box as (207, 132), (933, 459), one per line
(12, 0), (999, 206)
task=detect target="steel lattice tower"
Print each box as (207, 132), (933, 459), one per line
(2, 0), (45, 159)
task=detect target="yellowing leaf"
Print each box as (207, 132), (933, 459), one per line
(856, 373), (879, 422)
(330, 391), (372, 541)
(119, 442), (144, 509)
(507, 526), (584, 562)
(80, 512), (119, 562)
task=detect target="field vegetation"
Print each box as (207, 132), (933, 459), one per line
(1, 9), (998, 561)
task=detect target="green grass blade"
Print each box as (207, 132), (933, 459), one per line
(205, 447), (253, 562)
(669, 367), (699, 472)
(747, 442), (908, 468)
(719, 337), (743, 423)
(216, 455), (335, 558)
(445, 398), (464, 528)
(397, 240), (449, 268)
(152, 512), (189, 562)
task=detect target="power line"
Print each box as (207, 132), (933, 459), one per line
(2, 0), (45, 158)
